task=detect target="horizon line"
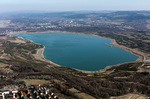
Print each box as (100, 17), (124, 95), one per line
(1, 10), (150, 14)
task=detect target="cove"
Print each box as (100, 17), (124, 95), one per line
(13, 33), (138, 71)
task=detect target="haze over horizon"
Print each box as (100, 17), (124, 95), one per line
(0, 0), (150, 13)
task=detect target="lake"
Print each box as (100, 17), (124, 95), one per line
(13, 32), (138, 71)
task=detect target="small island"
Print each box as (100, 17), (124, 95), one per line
(105, 43), (113, 47)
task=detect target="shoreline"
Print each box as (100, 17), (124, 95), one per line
(33, 46), (60, 67)
(93, 35), (145, 62)
(16, 30), (148, 61)
(9, 31), (148, 73)
(9, 32), (61, 67)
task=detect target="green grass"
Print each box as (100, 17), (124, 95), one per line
(4, 41), (43, 53)
(115, 63), (137, 72)
(54, 66), (87, 76)
(107, 62), (143, 72)
(5, 59), (47, 67)
(31, 50), (37, 54)
(2, 41), (45, 61)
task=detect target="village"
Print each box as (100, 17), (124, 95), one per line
(0, 83), (59, 99)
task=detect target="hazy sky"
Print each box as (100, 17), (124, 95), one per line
(0, 0), (150, 13)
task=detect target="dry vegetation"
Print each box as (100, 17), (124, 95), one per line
(0, 35), (150, 99)
(0, 11), (150, 98)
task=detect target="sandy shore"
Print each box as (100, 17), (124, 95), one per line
(93, 35), (146, 62)
(23, 30), (85, 35)
(111, 39), (145, 62)
(9, 31), (149, 73)
(74, 62), (139, 74)
(33, 46), (60, 67)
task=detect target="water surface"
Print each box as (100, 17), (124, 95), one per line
(13, 33), (138, 71)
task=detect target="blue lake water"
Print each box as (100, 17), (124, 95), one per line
(13, 33), (138, 71)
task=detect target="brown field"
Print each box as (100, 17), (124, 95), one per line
(110, 93), (148, 99)
(22, 79), (51, 86)
(68, 88), (96, 99)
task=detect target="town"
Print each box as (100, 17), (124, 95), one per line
(0, 83), (59, 99)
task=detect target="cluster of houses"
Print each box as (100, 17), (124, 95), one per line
(29, 84), (59, 99)
(145, 66), (150, 69)
(0, 84), (59, 99)
(0, 90), (18, 99)
(143, 60), (150, 69)
(0, 33), (6, 37)
(0, 85), (18, 99)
